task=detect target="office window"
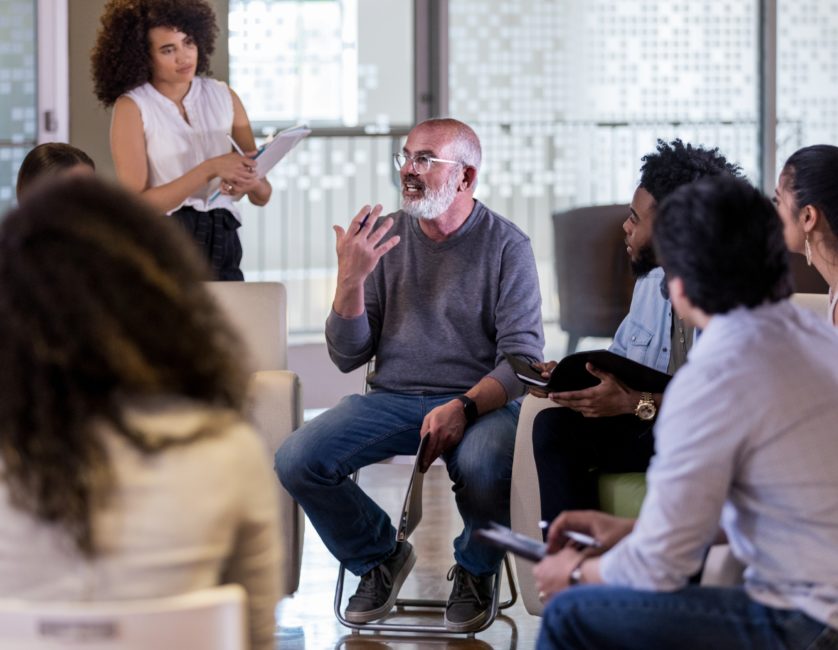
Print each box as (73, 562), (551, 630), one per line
(229, 0), (413, 128)
(449, 0), (759, 316)
(229, 0), (413, 333)
(776, 0), (838, 179)
(0, 0), (37, 212)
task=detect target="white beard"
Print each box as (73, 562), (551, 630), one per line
(401, 171), (460, 221)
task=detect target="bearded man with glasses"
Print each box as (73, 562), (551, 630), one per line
(276, 118), (544, 631)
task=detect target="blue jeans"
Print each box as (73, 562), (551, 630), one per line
(275, 391), (519, 577)
(538, 585), (838, 649)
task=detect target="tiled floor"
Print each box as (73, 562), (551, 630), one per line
(274, 464), (543, 649)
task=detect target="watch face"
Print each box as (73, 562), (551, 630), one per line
(636, 402), (656, 421)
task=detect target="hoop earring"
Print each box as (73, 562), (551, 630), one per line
(805, 234), (813, 266)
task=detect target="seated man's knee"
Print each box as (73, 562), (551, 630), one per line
(452, 424), (514, 499)
(274, 428), (314, 494)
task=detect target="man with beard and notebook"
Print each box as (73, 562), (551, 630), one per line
(530, 140), (741, 524)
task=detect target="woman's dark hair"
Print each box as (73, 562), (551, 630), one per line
(781, 144), (838, 240)
(639, 139), (742, 203)
(654, 176), (792, 315)
(0, 177), (247, 557)
(91, 0), (218, 106)
(16, 143), (95, 199)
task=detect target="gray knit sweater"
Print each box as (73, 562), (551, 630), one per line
(326, 200), (544, 399)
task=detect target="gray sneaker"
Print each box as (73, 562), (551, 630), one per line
(344, 541), (416, 623)
(444, 564), (494, 632)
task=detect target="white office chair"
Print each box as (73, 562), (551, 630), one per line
(205, 281), (303, 597)
(0, 584), (246, 650)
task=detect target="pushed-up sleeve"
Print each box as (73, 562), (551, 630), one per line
(325, 274), (381, 373)
(490, 237), (545, 400)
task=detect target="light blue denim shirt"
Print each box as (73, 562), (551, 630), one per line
(609, 267), (672, 373)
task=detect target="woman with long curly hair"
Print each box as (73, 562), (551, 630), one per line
(91, 0), (271, 281)
(0, 177), (280, 650)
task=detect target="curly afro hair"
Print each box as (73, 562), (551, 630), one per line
(91, 0), (218, 107)
(639, 139), (743, 204)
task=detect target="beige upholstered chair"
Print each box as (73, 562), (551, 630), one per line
(205, 282), (303, 597)
(0, 584), (247, 649)
(791, 291), (830, 317)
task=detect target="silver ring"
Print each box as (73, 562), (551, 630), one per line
(538, 590), (547, 602)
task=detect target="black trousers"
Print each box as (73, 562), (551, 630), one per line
(532, 406), (655, 523)
(171, 206), (244, 281)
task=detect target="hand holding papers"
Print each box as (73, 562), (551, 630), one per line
(210, 125), (311, 203)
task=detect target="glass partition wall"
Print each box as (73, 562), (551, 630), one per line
(0, 0), (37, 212)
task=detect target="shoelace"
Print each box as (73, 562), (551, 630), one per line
(352, 564), (393, 602)
(446, 565), (485, 606)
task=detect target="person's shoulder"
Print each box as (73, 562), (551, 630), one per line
(200, 76), (229, 93)
(113, 94), (141, 115)
(473, 201), (531, 245)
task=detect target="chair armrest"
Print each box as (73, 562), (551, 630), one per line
(245, 370), (304, 597)
(700, 544), (745, 587)
(510, 394), (561, 616)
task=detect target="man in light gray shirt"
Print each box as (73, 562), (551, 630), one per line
(277, 118), (544, 632)
(534, 176), (838, 649)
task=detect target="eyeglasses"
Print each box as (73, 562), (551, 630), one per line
(393, 152), (461, 174)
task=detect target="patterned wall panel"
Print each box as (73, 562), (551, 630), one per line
(776, 0), (838, 178)
(0, 0), (37, 212)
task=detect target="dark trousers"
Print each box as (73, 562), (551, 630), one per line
(172, 206), (244, 281)
(532, 407), (655, 523)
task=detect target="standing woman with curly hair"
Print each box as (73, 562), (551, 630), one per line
(0, 177), (280, 650)
(91, 0), (271, 281)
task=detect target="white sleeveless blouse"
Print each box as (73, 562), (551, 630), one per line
(124, 77), (238, 217)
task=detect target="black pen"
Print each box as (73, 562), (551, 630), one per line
(357, 211), (371, 233)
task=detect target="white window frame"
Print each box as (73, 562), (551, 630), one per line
(37, 0), (68, 144)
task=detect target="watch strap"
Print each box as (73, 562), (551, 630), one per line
(455, 395), (478, 427)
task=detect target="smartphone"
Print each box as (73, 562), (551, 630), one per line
(472, 522), (547, 562)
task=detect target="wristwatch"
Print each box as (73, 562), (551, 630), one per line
(634, 392), (657, 421)
(455, 395), (478, 428)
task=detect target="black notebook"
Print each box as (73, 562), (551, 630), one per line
(505, 350), (671, 394)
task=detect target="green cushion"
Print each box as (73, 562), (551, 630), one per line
(598, 472), (647, 518)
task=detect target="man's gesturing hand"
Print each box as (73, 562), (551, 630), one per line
(334, 205), (399, 282)
(332, 204), (400, 318)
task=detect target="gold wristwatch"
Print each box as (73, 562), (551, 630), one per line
(634, 392), (657, 421)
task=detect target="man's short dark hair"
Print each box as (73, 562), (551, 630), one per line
(653, 176), (792, 315)
(640, 139), (742, 203)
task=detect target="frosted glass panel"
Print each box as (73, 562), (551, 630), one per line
(229, 0), (412, 128)
(776, 0), (838, 178)
(449, 0), (759, 319)
(0, 0), (37, 213)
